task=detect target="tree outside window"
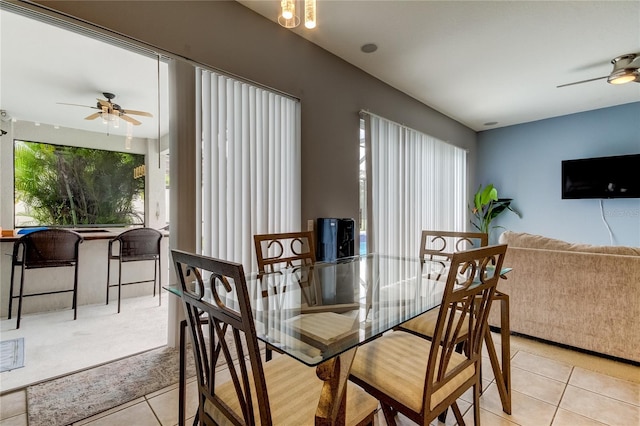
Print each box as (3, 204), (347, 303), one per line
(14, 140), (145, 227)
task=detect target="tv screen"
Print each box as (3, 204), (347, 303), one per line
(562, 154), (640, 199)
(14, 140), (145, 227)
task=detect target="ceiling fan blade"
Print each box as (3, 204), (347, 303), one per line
(122, 109), (153, 117)
(120, 114), (142, 126)
(556, 76), (608, 88)
(57, 102), (98, 109)
(84, 112), (101, 120)
(96, 98), (110, 108)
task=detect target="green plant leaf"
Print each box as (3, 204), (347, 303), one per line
(470, 185), (519, 235)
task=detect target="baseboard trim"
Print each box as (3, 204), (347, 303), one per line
(488, 326), (640, 367)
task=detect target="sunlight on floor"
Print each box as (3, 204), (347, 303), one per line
(0, 294), (168, 392)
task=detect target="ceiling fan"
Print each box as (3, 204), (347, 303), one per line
(557, 53), (640, 88)
(58, 92), (153, 125)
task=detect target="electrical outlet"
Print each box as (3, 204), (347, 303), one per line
(307, 219), (314, 231)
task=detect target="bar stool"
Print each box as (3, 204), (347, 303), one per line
(106, 228), (163, 313)
(8, 229), (84, 329)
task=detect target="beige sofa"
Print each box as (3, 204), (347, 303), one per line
(489, 231), (640, 363)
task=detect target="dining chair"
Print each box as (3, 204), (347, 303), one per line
(253, 231), (316, 361)
(171, 249), (378, 426)
(106, 227), (163, 313)
(349, 244), (507, 426)
(399, 230), (488, 337)
(8, 228), (84, 329)
(253, 231), (316, 273)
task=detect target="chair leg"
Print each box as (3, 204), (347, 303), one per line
(153, 258), (157, 297)
(265, 346), (273, 361)
(106, 257), (111, 305)
(72, 262), (79, 320)
(8, 263), (17, 320)
(16, 266), (26, 329)
(117, 260), (122, 314)
(380, 402), (397, 426)
(451, 402), (465, 425)
(473, 378), (481, 426)
(157, 257), (162, 307)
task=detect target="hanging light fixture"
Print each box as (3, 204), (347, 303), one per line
(278, 0), (299, 28)
(281, 0), (295, 19)
(304, 0), (316, 29)
(278, 0), (316, 29)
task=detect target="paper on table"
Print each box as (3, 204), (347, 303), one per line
(283, 311), (359, 350)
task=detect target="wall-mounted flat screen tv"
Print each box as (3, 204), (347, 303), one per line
(562, 154), (640, 199)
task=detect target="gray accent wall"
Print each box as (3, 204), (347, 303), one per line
(35, 0), (476, 230)
(477, 102), (640, 247)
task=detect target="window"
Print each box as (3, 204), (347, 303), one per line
(361, 113), (467, 257)
(1, 5), (169, 232)
(197, 70), (301, 269)
(14, 140), (145, 228)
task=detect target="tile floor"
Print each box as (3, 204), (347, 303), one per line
(0, 295), (169, 392)
(1, 308), (639, 425)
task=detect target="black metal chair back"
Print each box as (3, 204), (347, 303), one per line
(8, 229), (84, 329)
(107, 227), (163, 313)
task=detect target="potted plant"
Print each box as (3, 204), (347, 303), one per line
(471, 184), (520, 234)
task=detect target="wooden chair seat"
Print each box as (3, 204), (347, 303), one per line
(402, 308), (469, 340)
(206, 354), (378, 426)
(351, 331), (474, 413)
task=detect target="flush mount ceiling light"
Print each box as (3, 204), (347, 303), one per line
(279, 0), (316, 29)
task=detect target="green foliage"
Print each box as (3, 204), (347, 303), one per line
(471, 184), (520, 234)
(14, 141), (144, 226)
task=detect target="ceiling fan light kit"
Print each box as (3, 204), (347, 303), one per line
(607, 54), (639, 84)
(558, 53), (640, 88)
(608, 68), (638, 84)
(57, 92), (152, 141)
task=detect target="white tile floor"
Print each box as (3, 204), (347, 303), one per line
(1, 302), (639, 426)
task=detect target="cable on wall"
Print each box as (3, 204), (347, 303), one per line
(599, 199), (614, 245)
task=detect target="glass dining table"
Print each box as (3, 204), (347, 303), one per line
(167, 253), (512, 425)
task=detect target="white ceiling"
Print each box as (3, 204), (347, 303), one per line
(0, 7), (169, 139)
(239, 0), (640, 131)
(1, 1), (638, 137)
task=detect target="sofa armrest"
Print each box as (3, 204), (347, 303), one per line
(489, 246), (640, 363)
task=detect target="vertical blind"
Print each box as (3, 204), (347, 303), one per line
(197, 69), (301, 270)
(364, 113), (467, 258)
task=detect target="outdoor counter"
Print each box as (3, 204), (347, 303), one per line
(0, 228), (169, 318)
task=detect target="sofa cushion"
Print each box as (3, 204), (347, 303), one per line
(499, 231), (640, 256)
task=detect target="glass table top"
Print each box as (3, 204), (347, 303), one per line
(166, 253), (501, 366)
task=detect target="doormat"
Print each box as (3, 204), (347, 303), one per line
(0, 337), (25, 372)
(27, 345), (195, 426)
